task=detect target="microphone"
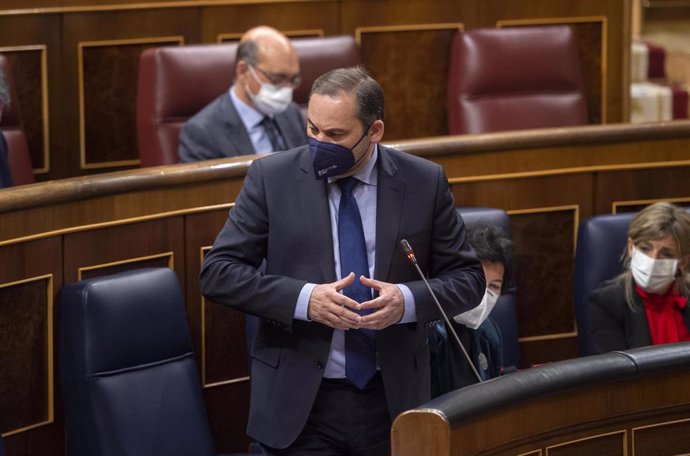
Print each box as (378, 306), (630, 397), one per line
(400, 239), (483, 384)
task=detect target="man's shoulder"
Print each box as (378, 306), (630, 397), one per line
(251, 145), (309, 170)
(184, 94), (233, 128)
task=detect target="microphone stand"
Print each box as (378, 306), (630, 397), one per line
(401, 239), (483, 384)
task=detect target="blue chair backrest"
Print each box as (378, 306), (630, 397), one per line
(574, 213), (635, 356)
(59, 268), (216, 456)
(457, 207), (519, 369)
(0, 434), (5, 456)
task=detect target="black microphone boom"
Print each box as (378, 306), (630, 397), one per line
(400, 239), (483, 384)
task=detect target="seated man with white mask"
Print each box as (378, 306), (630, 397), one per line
(430, 223), (514, 395)
(179, 26), (308, 162)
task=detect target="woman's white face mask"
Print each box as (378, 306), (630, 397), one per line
(454, 288), (499, 329)
(630, 246), (678, 294)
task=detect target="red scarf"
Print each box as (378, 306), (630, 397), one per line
(636, 285), (690, 345)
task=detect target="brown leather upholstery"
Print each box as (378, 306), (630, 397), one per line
(447, 26), (589, 135)
(4, 129), (35, 186)
(136, 35), (360, 167)
(0, 53), (35, 185)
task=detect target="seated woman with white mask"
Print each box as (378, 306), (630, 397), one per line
(589, 202), (690, 354)
(430, 224), (514, 396)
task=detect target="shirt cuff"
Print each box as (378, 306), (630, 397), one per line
(295, 283), (317, 321)
(396, 283), (417, 323)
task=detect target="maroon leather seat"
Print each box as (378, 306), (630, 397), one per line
(447, 26), (589, 135)
(0, 53), (35, 185)
(136, 35), (360, 167)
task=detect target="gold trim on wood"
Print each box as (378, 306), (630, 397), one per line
(200, 245), (211, 387)
(612, 196), (690, 214)
(545, 429), (626, 455)
(496, 16), (608, 124)
(632, 416), (690, 456)
(77, 252), (174, 281)
(0, 0), (331, 16)
(216, 28), (324, 43)
(0, 202), (234, 248)
(517, 451), (542, 456)
(0, 44), (51, 174)
(0, 274), (54, 437)
(354, 23), (464, 46)
(77, 36), (184, 170)
(519, 331), (577, 343)
(447, 160), (690, 185)
(199, 244), (250, 389)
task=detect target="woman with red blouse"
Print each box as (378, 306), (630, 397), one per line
(589, 202), (690, 354)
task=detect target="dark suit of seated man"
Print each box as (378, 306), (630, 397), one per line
(179, 26), (308, 162)
(0, 69), (13, 189)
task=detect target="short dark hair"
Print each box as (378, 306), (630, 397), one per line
(310, 66), (384, 127)
(236, 39), (259, 67)
(0, 68), (9, 109)
(467, 224), (514, 292)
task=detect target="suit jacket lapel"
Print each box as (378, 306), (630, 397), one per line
(221, 94), (256, 156)
(374, 146), (405, 282)
(297, 150), (336, 282)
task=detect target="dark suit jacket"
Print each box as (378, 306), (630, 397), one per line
(0, 133), (13, 189)
(588, 279), (690, 354)
(199, 145), (485, 448)
(178, 92), (307, 162)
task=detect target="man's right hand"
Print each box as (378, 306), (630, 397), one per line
(308, 273), (363, 330)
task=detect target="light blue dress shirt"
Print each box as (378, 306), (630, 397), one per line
(229, 86), (276, 154)
(294, 145), (417, 378)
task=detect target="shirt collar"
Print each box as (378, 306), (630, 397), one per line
(229, 85), (265, 131)
(328, 144), (378, 186)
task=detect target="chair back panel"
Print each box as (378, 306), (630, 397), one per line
(0, 54), (22, 128)
(59, 268), (216, 456)
(457, 207), (519, 368)
(136, 35), (360, 167)
(448, 26), (589, 134)
(574, 213), (635, 356)
(136, 44), (238, 167)
(3, 129), (35, 185)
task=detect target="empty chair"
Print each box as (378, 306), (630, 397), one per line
(136, 35), (359, 167)
(457, 207), (519, 369)
(447, 26), (589, 135)
(574, 212), (636, 356)
(59, 268), (216, 456)
(0, 53), (34, 186)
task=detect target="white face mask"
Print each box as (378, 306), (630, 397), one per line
(454, 289), (499, 329)
(630, 246), (678, 294)
(245, 66), (293, 116)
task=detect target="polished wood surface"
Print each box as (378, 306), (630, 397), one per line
(1, 121), (689, 454)
(391, 351), (690, 456)
(0, 0), (628, 180)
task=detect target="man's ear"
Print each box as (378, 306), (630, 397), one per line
(370, 119), (385, 143)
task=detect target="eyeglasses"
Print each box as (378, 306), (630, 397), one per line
(252, 65), (301, 88)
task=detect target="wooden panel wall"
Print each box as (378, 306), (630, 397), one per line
(0, 0), (629, 181)
(1, 121), (689, 455)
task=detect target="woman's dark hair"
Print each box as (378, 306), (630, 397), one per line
(467, 223), (514, 293)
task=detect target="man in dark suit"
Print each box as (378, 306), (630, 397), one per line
(199, 66), (485, 456)
(179, 26), (308, 162)
(0, 67), (13, 189)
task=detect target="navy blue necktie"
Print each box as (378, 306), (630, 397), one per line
(337, 177), (377, 389)
(261, 116), (286, 151)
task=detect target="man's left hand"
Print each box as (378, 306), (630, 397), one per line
(357, 276), (404, 329)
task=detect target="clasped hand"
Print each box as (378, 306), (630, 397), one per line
(307, 272), (404, 331)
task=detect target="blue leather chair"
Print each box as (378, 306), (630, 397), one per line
(457, 207), (519, 369)
(574, 213), (636, 356)
(59, 268), (216, 456)
(0, 434), (5, 456)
